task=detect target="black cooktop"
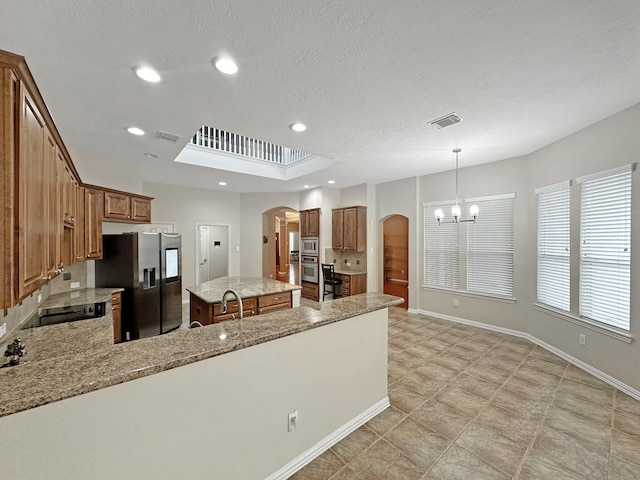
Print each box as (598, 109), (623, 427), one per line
(21, 302), (106, 329)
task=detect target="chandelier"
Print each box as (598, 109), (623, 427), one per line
(434, 148), (479, 225)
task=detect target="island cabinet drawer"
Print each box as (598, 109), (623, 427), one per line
(213, 298), (257, 322)
(257, 292), (292, 314)
(301, 282), (319, 301)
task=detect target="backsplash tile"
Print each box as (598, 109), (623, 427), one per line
(1, 262), (88, 349)
(324, 248), (367, 273)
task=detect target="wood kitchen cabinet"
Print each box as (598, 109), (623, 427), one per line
(332, 206), (366, 251)
(74, 186), (86, 262)
(111, 291), (122, 343)
(190, 293), (259, 325)
(301, 281), (319, 301)
(17, 86), (48, 299)
(300, 208), (320, 237)
(101, 187), (152, 223)
(84, 188), (103, 260)
(335, 273), (366, 296)
(0, 48), (152, 309)
(45, 127), (61, 278)
(257, 292), (292, 314)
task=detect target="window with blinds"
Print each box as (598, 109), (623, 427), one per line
(536, 181), (570, 311)
(423, 202), (459, 289)
(578, 166), (632, 331)
(466, 193), (515, 297)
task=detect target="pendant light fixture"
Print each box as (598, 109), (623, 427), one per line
(434, 148), (479, 225)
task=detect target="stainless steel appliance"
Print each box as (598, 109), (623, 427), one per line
(22, 302), (106, 329)
(95, 232), (182, 340)
(301, 255), (319, 283)
(301, 237), (319, 256)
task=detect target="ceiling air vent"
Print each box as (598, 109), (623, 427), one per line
(429, 113), (463, 129)
(156, 130), (181, 142)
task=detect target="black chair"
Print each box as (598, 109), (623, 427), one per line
(321, 263), (342, 301)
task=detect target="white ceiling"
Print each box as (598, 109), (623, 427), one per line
(2, 1), (639, 193)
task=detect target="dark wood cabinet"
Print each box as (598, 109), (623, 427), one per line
(332, 206), (366, 251)
(301, 281), (319, 301)
(45, 127), (61, 278)
(300, 208), (320, 238)
(335, 273), (366, 296)
(74, 186), (86, 262)
(85, 188), (103, 259)
(0, 49), (155, 309)
(257, 292), (292, 314)
(96, 186), (153, 224)
(17, 86), (48, 299)
(111, 291), (122, 344)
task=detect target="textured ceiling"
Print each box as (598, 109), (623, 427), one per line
(1, 1), (639, 193)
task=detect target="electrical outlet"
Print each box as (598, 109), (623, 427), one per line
(0, 323), (7, 337)
(288, 410), (299, 432)
(579, 334), (587, 346)
(453, 298), (459, 307)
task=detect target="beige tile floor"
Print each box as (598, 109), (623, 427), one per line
(290, 307), (640, 480)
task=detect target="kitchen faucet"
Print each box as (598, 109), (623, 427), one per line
(220, 289), (243, 319)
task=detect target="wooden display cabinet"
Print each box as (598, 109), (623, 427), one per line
(332, 206), (366, 251)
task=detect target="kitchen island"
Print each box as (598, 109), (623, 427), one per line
(0, 290), (402, 480)
(187, 276), (301, 324)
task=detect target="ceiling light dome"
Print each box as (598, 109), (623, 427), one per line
(127, 127), (145, 136)
(213, 57), (238, 75)
(290, 123), (307, 132)
(135, 67), (161, 83)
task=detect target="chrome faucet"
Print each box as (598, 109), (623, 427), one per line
(220, 289), (243, 319)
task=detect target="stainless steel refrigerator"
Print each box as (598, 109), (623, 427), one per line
(95, 232), (182, 340)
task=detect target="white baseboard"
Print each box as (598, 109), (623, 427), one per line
(266, 397), (390, 480)
(417, 309), (640, 402)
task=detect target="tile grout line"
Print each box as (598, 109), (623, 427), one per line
(417, 336), (535, 479)
(511, 359), (570, 479)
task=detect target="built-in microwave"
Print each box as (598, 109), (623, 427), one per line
(301, 237), (319, 256)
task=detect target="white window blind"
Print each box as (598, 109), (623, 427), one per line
(423, 203), (459, 289)
(466, 194), (515, 297)
(578, 166), (632, 331)
(536, 182), (570, 311)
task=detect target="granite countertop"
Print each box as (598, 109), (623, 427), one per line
(333, 269), (367, 276)
(186, 276), (301, 304)
(0, 290), (402, 418)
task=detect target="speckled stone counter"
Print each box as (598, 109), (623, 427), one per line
(334, 269), (366, 275)
(186, 276), (301, 303)
(0, 292), (402, 418)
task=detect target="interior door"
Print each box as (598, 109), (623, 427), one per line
(196, 224), (229, 284)
(198, 225), (209, 282)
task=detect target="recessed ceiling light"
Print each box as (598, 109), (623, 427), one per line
(303, 185), (310, 188)
(218, 181), (227, 186)
(127, 127), (145, 136)
(290, 123), (307, 132)
(144, 152), (158, 159)
(213, 57), (238, 75)
(135, 67), (161, 83)
(328, 180), (336, 184)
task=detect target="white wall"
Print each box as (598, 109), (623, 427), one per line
(411, 103), (640, 392)
(239, 192), (301, 277)
(376, 177), (418, 305)
(0, 310), (388, 480)
(142, 183), (241, 300)
(68, 145), (144, 193)
(523, 103), (640, 392)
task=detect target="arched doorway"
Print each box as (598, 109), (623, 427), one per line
(382, 215), (408, 308)
(261, 206), (300, 285)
